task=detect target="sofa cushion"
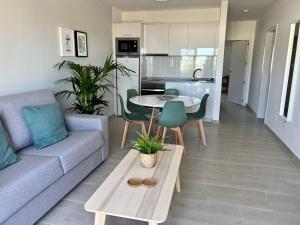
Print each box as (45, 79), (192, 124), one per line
(22, 103), (68, 149)
(0, 155), (63, 224)
(0, 121), (18, 170)
(19, 131), (104, 173)
(0, 90), (57, 151)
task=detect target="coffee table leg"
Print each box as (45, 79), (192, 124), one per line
(94, 213), (106, 225)
(176, 174), (181, 193)
(148, 107), (156, 136)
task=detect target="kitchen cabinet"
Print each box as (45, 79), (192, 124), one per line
(144, 24), (169, 55)
(188, 23), (218, 56)
(165, 81), (214, 121)
(168, 24), (189, 56)
(113, 23), (142, 37)
(142, 22), (219, 56)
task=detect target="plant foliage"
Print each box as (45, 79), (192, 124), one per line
(133, 133), (165, 155)
(55, 54), (133, 115)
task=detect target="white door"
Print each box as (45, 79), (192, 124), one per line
(116, 57), (140, 115)
(168, 24), (189, 56)
(258, 30), (276, 119)
(227, 41), (249, 105)
(144, 24), (169, 55)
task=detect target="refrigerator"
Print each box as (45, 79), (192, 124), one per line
(116, 57), (140, 115)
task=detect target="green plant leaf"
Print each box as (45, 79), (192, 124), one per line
(54, 54), (132, 115)
(132, 133), (165, 154)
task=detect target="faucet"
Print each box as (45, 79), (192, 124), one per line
(193, 68), (202, 80)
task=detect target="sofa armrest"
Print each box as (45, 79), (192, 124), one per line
(64, 114), (109, 159)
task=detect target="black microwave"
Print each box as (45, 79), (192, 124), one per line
(116, 38), (140, 56)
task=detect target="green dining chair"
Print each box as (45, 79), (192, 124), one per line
(118, 95), (148, 149)
(186, 94), (209, 145)
(156, 101), (187, 157)
(164, 88), (180, 96)
(127, 89), (152, 115)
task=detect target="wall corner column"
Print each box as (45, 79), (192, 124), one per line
(213, 0), (228, 121)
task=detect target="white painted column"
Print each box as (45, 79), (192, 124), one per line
(213, 1), (228, 121)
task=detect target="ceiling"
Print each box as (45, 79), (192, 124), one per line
(102, 0), (277, 20)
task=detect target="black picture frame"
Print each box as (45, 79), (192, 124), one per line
(74, 31), (88, 57)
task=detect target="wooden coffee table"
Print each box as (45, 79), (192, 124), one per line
(84, 144), (183, 225)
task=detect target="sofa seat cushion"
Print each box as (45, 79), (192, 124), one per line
(0, 155), (63, 224)
(19, 131), (104, 173)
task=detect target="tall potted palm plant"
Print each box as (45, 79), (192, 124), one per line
(55, 55), (133, 115)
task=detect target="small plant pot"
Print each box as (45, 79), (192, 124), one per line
(140, 153), (158, 168)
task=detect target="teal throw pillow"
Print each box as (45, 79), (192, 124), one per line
(22, 103), (68, 149)
(0, 120), (18, 170)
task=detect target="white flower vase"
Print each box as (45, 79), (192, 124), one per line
(139, 153), (157, 168)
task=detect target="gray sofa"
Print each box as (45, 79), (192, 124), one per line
(0, 90), (108, 225)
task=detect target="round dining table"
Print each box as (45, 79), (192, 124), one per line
(129, 95), (201, 135)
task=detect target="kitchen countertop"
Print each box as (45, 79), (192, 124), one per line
(142, 77), (215, 83)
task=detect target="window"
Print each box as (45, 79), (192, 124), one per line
(280, 22), (300, 121)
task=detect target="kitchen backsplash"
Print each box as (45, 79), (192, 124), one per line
(141, 56), (217, 79)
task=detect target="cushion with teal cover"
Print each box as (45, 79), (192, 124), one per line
(22, 103), (68, 149)
(0, 121), (18, 170)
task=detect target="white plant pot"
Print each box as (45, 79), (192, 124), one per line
(139, 153), (157, 168)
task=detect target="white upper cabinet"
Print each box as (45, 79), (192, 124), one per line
(140, 22), (219, 56)
(144, 24), (169, 55)
(168, 24), (189, 56)
(188, 23), (218, 56)
(113, 23), (142, 37)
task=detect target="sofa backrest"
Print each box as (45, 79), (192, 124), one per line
(0, 90), (57, 151)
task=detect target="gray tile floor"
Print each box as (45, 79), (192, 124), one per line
(37, 100), (300, 225)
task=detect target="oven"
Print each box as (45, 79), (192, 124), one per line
(116, 38), (140, 56)
(141, 81), (165, 95)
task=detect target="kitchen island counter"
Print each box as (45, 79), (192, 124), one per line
(165, 81), (214, 121)
(142, 77), (215, 83)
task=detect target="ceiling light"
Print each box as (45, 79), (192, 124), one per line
(243, 9), (249, 13)
(155, 0), (168, 2)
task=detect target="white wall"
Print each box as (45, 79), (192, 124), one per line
(121, 8), (220, 23)
(213, 1), (228, 121)
(226, 20), (256, 105)
(112, 6), (122, 23)
(226, 21), (256, 40)
(0, 0), (114, 115)
(223, 42), (232, 75)
(249, 0), (300, 158)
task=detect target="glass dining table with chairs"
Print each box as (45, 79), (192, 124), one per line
(129, 94), (202, 135)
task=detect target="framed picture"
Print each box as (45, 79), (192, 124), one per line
(75, 31), (88, 57)
(58, 27), (75, 57)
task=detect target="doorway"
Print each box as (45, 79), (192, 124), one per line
(257, 26), (277, 119)
(222, 40), (249, 105)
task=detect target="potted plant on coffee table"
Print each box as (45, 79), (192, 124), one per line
(133, 133), (165, 168)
